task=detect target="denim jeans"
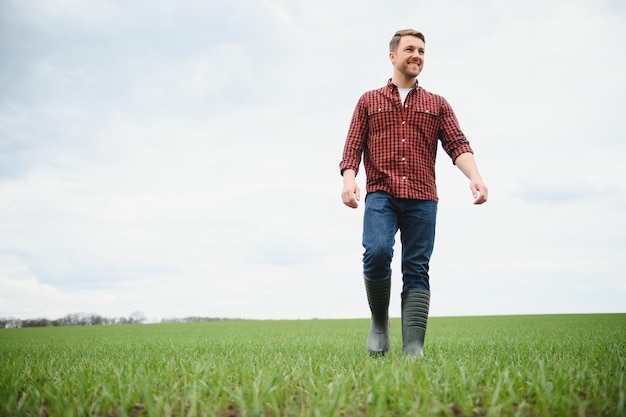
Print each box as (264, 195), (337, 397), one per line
(362, 191), (437, 292)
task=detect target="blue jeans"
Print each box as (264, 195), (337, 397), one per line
(362, 191), (437, 292)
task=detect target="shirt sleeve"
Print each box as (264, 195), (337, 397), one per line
(339, 94), (369, 176)
(438, 97), (474, 164)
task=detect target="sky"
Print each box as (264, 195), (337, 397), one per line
(1, 0), (625, 322)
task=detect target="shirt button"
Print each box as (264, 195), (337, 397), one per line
(402, 121), (405, 125)
(402, 158), (406, 161)
(403, 176), (406, 180)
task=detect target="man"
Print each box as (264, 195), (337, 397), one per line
(339, 29), (488, 357)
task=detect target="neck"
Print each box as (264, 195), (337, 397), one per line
(392, 73), (417, 89)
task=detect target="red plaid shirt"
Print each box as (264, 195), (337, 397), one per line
(340, 79), (473, 202)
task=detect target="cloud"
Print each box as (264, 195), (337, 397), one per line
(1, 0), (625, 320)
(517, 181), (620, 206)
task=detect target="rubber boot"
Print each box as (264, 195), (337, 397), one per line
(401, 288), (430, 357)
(364, 276), (391, 356)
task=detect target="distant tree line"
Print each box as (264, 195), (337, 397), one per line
(1, 311), (148, 328)
(1, 312), (243, 328)
(159, 316), (243, 324)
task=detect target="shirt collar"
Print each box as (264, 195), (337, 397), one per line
(387, 78), (419, 90)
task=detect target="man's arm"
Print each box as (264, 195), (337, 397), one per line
(454, 152), (488, 205)
(341, 169), (360, 209)
(339, 94), (369, 209)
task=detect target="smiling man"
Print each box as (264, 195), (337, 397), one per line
(339, 29), (488, 357)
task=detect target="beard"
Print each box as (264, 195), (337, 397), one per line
(401, 61), (422, 78)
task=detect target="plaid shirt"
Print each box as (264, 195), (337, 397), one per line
(339, 79), (473, 202)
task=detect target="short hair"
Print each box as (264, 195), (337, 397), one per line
(389, 29), (426, 52)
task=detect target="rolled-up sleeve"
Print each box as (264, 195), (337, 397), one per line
(438, 98), (473, 164)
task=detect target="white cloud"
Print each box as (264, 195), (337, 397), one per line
(1, 0), (624, 320)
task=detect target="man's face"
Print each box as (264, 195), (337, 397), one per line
(390, 35), (425, 79)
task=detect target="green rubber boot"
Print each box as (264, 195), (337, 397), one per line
(401, 288), (430, 357)
(364, 276), (391, 356)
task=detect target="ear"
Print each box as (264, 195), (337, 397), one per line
(389, 51), (396, 64)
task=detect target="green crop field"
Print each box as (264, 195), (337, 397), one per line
(1, 314), (624, 416)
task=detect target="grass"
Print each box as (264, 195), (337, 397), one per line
(0, 314), (624, 416)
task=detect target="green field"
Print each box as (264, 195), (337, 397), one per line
(1, 314), (624, 416)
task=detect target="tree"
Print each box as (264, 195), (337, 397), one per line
(130, 311), (147, 324)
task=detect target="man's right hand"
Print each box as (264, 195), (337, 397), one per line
(341, 169), (360, 209)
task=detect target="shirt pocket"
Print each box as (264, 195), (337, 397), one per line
(408, 106), (440, 138)
(367, 104), (396, 135)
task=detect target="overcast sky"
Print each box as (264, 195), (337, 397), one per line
(1, 0), (624, 321)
